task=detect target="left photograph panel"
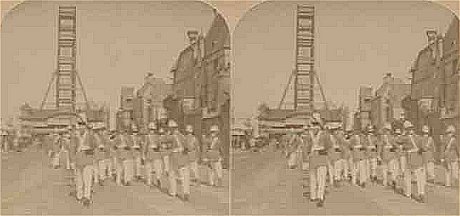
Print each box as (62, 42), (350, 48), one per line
(1, 1), (230, 215)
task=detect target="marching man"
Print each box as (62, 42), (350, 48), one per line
(131, 126), (144, 181)
(442, 125), (458, 187)
(108, 130), (118, 180)
(287, 128), (301, 169)
(116, 130), (133, 186)
(168, 121), (190, 200)
(61, 126), (73, 170)
(364, 125), (379, 184)
(300, 125), (310, 166)
(351, 129), (366, 187)
(379, 123), (398, 188)
(308, 120), (329, 207)
(206, 125), (224, 187)
(93, 124), (109, 185)
(420, 125), (435, 184)
(404, 121), (425, 201)
(51, 129), (63, 169)
(327, 125), (343, 187)
(341, 128), (353, 182)
(75, 128), (95, 207)
(185, 125), (201, 184)
(393, 128), (404, 193)
(145, 123), (162, 187)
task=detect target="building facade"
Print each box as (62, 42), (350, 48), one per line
(169, 10), (231, 167)
(134, 74), (172, 132)
(355, 85), (373, 131)
(409, 30), (444, 134)
(116, 86), (135, 132)
(370, 73), (411, 131)
(440, 17), (459, 136)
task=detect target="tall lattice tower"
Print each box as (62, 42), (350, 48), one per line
(294, 5), (315, 113)
(41, 6), (89, 113)
(279, 5), (327, 115)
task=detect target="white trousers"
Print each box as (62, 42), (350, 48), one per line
(123, 159), (134, 184)
(76, 165), (94, 200)
(134, 156), (142, 177)
(63, 150), (71, 170)
(146, 159), (163, 186)
(403, 169), (411, 197)
(382, 159), (398, 186)
(51, 151), (60, 167)
(169, 165), (191, 196)
(446, 161), (459, 187)
(415, 166), (426, 196)
(288, 152), (297, 168)
(342, 158), (351, 179)
(368, 158), (378, 178)
(209, 161), (223, 186)
(352, 160), (367, 185)
(163, 155), (170, 175)
(94, 159), (110, 183)
(190, 161), (200, 181)
(116, 160), (123, 186)
(310, 165), (327, 200)
(426, 161), (435, 180)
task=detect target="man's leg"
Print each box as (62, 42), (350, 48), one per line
(309, 166), (317, 200)
(382, 162), (389, 186)
(83, 165), (94, 201)
(169, 168), (177, 196)
(318, 165), (327, 201)
(76, 168), (83, 200)
(154, 159), (163, 184)
(146, 161), (152, 186)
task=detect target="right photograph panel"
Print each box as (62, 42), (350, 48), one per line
(231, 1), (459, 215)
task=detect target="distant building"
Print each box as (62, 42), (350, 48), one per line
(355, 85), (373, 131)
(19, 102), (110, 135)
(116, 86), (135, 132)
(134, 74), (172, 132)
(370, 73), (410, 131)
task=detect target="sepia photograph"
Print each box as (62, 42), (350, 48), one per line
(1, 1), (230, 215)
(232, 1), (459, 215)
(1, 0), (459, 215)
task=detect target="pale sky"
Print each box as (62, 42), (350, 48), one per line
(233, 0), (457, 119)
(1, 1), (215, 125)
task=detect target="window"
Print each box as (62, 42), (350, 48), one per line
(453, 59), (458, 75)
(213, 58), (219, 72)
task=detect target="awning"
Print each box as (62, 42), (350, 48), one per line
(259, 120), (285, 128)
(260, 128), (303, 134)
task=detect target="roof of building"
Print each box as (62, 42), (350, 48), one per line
(19, 109), (59, 120)
(258, 109), (294, 121)
(204, 10), (230, 55)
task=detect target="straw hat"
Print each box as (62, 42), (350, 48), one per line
(185, 125), (193, 133)
(210, 125), (219, 132)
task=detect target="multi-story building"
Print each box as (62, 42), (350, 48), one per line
(116, 86), (135, 132)
(355, 85), (373, 131)
(169, 10), (230, 167)
(403, 17), (459, 160)
(133, 74), (172, 132)
(370, 73), (411, 131)
(409, 30), (444, 134)
(440, 17), (459, 135)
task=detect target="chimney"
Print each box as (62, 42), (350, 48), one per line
(187, 30), (199, 45)
(426, 30), (437, 45)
